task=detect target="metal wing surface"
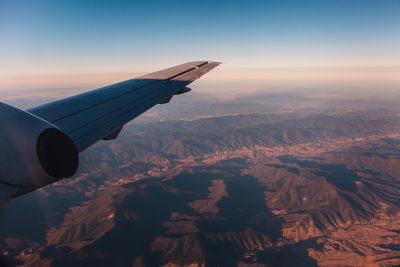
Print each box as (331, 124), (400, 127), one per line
(27, 61), (220, 152)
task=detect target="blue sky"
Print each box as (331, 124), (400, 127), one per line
(1, 0), (400, 83)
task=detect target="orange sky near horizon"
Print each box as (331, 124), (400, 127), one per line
(1, 66), (399, 95)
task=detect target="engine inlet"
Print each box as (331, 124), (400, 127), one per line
(36, 128), (79, 178)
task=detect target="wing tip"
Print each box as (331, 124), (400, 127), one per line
(187, 61), (222, 66)
(205, 61), (222, 66)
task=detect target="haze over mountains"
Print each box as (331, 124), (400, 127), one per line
(1, 89), (400, 266)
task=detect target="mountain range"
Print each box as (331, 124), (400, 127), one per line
(0, 97), (400, 266)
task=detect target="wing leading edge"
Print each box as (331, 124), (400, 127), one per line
(28, 61), (220, 152)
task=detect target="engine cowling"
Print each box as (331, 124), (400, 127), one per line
(0, 102), (79, 187)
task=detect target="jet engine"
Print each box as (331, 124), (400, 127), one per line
(0, 102), (79, 188)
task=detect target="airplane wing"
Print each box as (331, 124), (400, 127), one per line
(0, 61), (220, 213)
(28, 61), (220, 152)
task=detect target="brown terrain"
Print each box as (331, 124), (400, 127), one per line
(0, 93), (400, 267)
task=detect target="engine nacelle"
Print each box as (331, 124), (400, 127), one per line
(0, 102), (79, 187)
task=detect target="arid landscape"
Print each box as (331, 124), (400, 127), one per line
(1, 91), (400, 266)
